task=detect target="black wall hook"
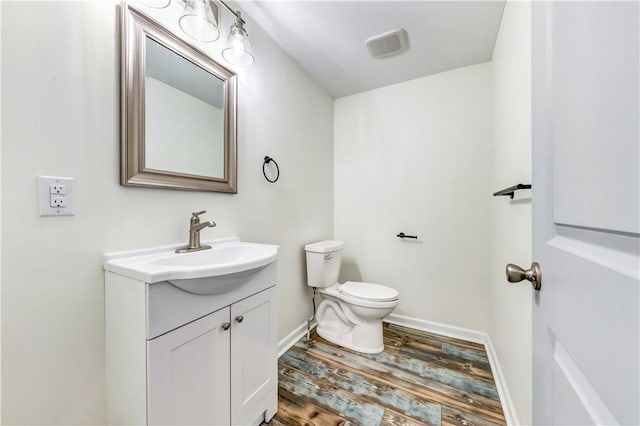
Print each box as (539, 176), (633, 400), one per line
(263, 156), (280, 183)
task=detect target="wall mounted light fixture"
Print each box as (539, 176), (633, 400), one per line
(222, 12), (255, 66)
(179, 0), (220, 42)
(141, 0), (255, 66)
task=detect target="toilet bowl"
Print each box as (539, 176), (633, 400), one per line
(305, 241), (399, 354)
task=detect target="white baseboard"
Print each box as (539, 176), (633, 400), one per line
(384, 313), (520, 426)
(484, 334), (520, 426)
(277, 320), (316, 358)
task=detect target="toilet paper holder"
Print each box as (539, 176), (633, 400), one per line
(396, 232), (418, 239)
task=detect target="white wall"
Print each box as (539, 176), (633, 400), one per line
(0, 1), (3, 420)
(489, 2), (532, 424)
(1, 2), (333, 424)
(334, 64), (493, 331)
(145, 77), (224, 177)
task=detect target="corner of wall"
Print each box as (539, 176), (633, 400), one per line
(488, 1), (533, 424)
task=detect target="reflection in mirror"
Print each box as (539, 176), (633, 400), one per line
(121, 4), (237, 193)
(145, 37), (225, 178)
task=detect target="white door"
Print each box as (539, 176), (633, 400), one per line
(147, 308), (231, 425)
(532, 2), (639, 424)
(230, 287), (277, 424)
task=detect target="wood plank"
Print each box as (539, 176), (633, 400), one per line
(276, 387), (352, 425)
(396, 346), (493, 381)
(440, 343), (491, 365)
(382, 327), (490, 370)
(383, 336), (494, 381)
(383, 328), (443, 353)
(383, 324), (487, 354)
(279, 365), (385, 425)
(264, 417), (288, 426)
(305, 338), (500, 400)
(384, 333), (439, 353)
(393, 324), (487, 351)
(442, 405), (505, 426)
(294, 341), (505, 424)
(380, 410), (432, 426)
(280, 348), (441, 425)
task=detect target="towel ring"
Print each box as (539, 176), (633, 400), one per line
(263, 156), (279, 183)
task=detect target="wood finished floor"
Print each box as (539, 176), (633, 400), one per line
(267, 323), (506, 426)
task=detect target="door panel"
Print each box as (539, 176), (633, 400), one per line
(552, 340), (617, 425)
(147, 308), (231, 425)
(550, 2), (639, 234)
(231, 287), (277, 424)
(551, 361), (595, 426)
(532, 2), (639, 424)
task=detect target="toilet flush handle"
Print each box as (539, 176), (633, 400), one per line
(324, 254), (333, 260)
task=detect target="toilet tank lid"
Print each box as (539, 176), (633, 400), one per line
(305, 240), (344, 253)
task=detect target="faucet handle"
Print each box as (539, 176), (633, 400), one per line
(192, 210), (206, 218)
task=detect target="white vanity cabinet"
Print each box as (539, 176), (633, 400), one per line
(230, 289), (278, 423)
(104, 238), (278, 426)
(147, 288), (277, 426)
(147, 307), (231, 425)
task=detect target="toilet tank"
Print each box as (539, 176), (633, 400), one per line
(304, 241), (344, 288)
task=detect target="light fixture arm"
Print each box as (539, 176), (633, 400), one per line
(216, 0), (245, 24)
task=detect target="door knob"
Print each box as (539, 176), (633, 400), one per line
(506, 262), (542, 291)
(235, 315), (244, 323)
(221, 322), (230, 330)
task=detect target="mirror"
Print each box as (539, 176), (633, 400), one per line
(121, 4), (237, 192)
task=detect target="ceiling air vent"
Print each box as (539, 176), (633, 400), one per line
(366, 29), (409, 59)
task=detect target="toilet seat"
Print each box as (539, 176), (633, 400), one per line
(339, 281), (399, 302)
(320, 281), (399, 308)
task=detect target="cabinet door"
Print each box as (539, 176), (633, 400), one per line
(148, 308), (231, 425)
(230, 287), (277, 424)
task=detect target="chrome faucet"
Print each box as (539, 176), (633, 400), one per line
(176, 210), (216, 253)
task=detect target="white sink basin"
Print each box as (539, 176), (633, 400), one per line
(150, 244), (273, 268)
(104, 237), (279, 286)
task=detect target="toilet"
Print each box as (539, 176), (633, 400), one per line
(305, 240), (399, 354)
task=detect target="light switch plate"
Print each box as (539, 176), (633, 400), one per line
(38, 176), (75, 216)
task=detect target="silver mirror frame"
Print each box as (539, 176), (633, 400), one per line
(121, 4), (237, 193)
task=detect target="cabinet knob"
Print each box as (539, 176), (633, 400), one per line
(235, 315), (244, 323)
(221, 322), (230, 330)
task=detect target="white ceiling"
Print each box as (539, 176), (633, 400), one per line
(241, 1), (506, 98)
